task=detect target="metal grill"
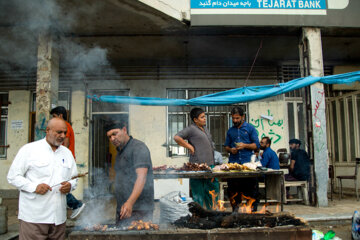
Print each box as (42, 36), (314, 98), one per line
(280, 64), (334, 98)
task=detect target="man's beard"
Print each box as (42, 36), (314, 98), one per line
(54, 139), (64, 146)
(233, 122), (240, 127)
(260, 146), (266, 150)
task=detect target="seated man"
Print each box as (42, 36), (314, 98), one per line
(259, 136), (280, 170)
(286, 139), (310, 181)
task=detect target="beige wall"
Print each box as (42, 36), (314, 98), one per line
(0, 90), (30, 189)
(333, 66), (360, 90)
(249, 101), (288, 152)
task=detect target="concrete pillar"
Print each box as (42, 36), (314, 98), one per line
(70, 87), (90, 199)
(300, 27), (329, 207)
(0, 197), (7, 234)
(35, 33), (59, 140)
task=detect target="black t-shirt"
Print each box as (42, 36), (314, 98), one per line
(114, 137), (154, 211)
(291, 149), (310, 181)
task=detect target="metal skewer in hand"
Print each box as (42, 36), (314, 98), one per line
(51, 172), (88, 188)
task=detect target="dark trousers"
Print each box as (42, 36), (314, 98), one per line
(116, 209), (154, 227)
(66, 193), (82, 210)
(19, 220), (66, 240)
(227, 178), (259, 212)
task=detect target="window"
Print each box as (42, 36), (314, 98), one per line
(0, 93), (9, 158)
(327, 92), (360, 163)
(167, 89), (246, 157)
(287, 101), (305, 145)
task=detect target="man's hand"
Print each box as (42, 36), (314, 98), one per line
(35, 183), (52, 195)
(230, 148), (238, 154)
(59, 181), (71, 194)
(236, 142), (246, 150)
(188, 145), (195, 155)
(120, 201), (134, 219)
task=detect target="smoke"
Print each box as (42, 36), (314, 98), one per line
(76, 168), (116, 226)
(0, 0), (112, 78)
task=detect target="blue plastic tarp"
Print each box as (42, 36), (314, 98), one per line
(88, 71), (360, 106)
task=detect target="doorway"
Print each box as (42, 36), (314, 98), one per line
(89, 90), (130, 194)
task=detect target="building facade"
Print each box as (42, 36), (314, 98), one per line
(0, 0), (359, 205)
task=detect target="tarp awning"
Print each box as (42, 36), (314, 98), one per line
(88, 71), (360, 106)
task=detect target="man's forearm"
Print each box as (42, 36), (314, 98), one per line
(174, 136), (192, 151)
(225, 146), (232, 153)
(127, 170), (147, 205)
(244, 143), (257, 150)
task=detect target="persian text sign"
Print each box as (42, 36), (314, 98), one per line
(191, 0), (327, 9)
(191, 0), (359, 26)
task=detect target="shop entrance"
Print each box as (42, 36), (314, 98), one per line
(89, 90), (129, 194)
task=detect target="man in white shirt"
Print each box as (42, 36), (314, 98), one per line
(7, 117), (78, 240)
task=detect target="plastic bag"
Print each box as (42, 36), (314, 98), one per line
(160, 191), (193, 223)
(312, 230), (339, 240)
(312, 230), (324, 240)
(352, 211), (360, 240)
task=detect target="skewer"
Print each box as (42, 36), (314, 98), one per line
(50, 172), (88, 188)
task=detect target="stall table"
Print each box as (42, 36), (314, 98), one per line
(154, 170), (284, 211)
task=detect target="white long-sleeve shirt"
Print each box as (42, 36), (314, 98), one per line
(7, 138), (78, 225)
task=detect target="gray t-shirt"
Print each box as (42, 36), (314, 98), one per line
(176, 124), (215, 166)
(114, 137), (154, 211)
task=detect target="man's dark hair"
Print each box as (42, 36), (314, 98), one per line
(50, 106), (67, 121)
(104, 121), (127, 133)
(231, 106), (245, 116)
(190, 108), (205, 122)
(289, 139), (301, 145)
(262, 136), (271, 146)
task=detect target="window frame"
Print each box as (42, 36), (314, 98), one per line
(0, 92), (9, 159)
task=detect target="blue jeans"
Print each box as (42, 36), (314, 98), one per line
(66, 193), (82, 210)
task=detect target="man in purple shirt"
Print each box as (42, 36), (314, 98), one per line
(225, 107), (260, 212)
(260, 136), (280, 170)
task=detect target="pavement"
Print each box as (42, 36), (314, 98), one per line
(0, 194), (358, 240)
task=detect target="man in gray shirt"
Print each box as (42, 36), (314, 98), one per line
(174, 108), (218, 210)
(105, 121), (154, 226)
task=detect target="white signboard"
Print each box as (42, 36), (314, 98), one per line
(11, 120), (23, 130)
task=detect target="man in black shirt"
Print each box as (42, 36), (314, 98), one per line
(286, 139), (310, 181)
(105, 121), (154, 226)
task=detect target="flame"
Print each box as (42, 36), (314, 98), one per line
(240, 194), (255, 213)
(256, 203), (268, 214)
(275, 204), (279, 213)
(217, 200), (226, 211)
(229, 192), (238, 206)
(209, 190), (226, 211)
(209, 190), (218, 211)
